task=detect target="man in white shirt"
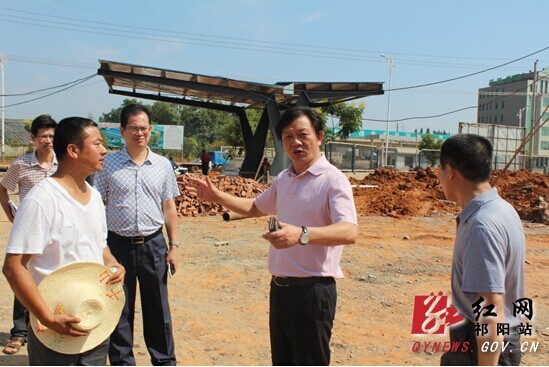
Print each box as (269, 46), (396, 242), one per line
(2, 117), (125, 366)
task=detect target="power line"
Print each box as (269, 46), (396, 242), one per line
(387, 46), (549, 92)
(0, 74), (97, 96)
(3, 75), (97, 108)
(0, 6), (539, 64)
(363, 73), (549, 123)
(0, 11), (544, 71)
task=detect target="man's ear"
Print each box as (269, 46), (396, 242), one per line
(67, 144), (79, 159)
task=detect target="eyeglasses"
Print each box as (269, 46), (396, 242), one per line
(125, 126), (151, 134)
(36, 134), (54, 141)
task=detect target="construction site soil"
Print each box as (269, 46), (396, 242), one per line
(0, 169), (547, 365)
(177, 168), (549, 225)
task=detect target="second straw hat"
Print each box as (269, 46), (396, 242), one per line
(29, 262), (125, 354)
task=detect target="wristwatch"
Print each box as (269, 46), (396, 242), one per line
(169, 241), (180, 248)
(300, 226), (310, 246)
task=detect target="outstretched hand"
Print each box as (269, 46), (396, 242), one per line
(262, 220), (302, 249)
(186, 175), (220, 202)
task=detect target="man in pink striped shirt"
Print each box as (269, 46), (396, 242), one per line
(188, 106), (358, 365)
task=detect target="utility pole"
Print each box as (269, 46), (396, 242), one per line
(1, 59), (4, 163)
(517, 107), (526, 128)
(529, 60), (538, 168)
(380, 54), (395, 167)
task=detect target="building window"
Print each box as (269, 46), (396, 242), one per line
(501, 114), (504, 123)
(542, 127), (549, 136)
(501, 101), (504, 108)
(495, 102), (498, 109)
(541, 141), (549, 151)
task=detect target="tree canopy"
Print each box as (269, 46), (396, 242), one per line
(98, 99), (365, 159)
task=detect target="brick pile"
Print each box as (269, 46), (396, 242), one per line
(175, 172), (268, 216)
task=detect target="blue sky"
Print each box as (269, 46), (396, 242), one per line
(0, 0), (548, 133)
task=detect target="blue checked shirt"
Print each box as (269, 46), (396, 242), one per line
(94, 147), (180, 237)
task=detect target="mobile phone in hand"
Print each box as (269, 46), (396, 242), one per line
(269, 216), (280, 232)
(167, 263), (173, 278)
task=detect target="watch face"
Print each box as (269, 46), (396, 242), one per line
(300, 227), (310, 244)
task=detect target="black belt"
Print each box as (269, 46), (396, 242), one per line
(271, 276), (335, 287)
(108, 228), (163, 245)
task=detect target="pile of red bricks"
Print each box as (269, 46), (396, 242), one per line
(175, 173), (269, 216)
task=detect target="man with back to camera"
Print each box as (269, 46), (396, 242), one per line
(438, 134), (525, 366)
(0, 114), (57, 356)
(94, 103), (180, 366)
(187, 106), (358, 365)
(2, 117), (125, 365)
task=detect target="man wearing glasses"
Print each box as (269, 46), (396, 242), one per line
(94, 104), (180, 366)
(0, 115), (57, 356)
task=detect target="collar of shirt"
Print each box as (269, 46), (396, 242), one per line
(457, 187), (500, 224)
(287, 154), (329, 178)
(29, 152), (58, 167)
(121, 146), (154, 166)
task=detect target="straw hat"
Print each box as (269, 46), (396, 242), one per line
(29, 262), (125, 355)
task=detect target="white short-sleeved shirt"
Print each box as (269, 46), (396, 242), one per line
(254, 154), (357, 278)
(6, 178), (107, 285)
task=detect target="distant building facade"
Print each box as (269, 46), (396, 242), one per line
(477, 67), (549, 166)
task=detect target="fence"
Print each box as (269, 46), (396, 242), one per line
(325, 142), (379, 171)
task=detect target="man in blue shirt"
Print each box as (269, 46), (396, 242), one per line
(95, 104), (180, 366)
(438, 134), (525, 366)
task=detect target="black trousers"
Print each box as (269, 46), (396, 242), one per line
(107, 232), (176, 366)
(11, 296), (28, 339)
(440, 319), (521, 366)
(269, 278), (337, 366)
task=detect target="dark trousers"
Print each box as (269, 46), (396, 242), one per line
(441, 319), (521, 366)
(11, 296), (28, 339)
(201, 162), (209, 175)
(27, 327), (108, 366)
(269, 278), (337, 366)
(107, 232), (176, 366)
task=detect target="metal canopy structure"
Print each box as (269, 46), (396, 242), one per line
(98, 60), (384, 177)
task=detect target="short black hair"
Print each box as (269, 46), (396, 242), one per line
(31, 114), (57, 136)
(440, 134), (493, 183)
(275, 106), (324, 140)
(120, 103), (151, 128)
(53, 117), (98, 160)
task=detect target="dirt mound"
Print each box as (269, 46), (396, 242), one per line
(352, 167), (459, 218)
(352, 168), (549, 224)
(491, 170), (549, 224)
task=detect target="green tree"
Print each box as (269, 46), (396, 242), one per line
(321, 102), (365, 140)
(150, 102), (181, 125)
(182, 136), (200, 160)
(418, 133), (443, 166)
(99, 98), (141, 122)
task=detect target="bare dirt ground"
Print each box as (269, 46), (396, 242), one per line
(0, 211), (547, 365)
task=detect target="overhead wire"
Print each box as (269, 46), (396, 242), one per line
(0, 74), (97, 96)
(0, 11), (543, 70)
(3, 75), (97, 108)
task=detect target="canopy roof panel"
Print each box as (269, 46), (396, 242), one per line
(98, 60), (384, 109)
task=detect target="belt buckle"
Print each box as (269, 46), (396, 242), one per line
(272, 276), (289, 287)
(131, 236), (145, 245)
